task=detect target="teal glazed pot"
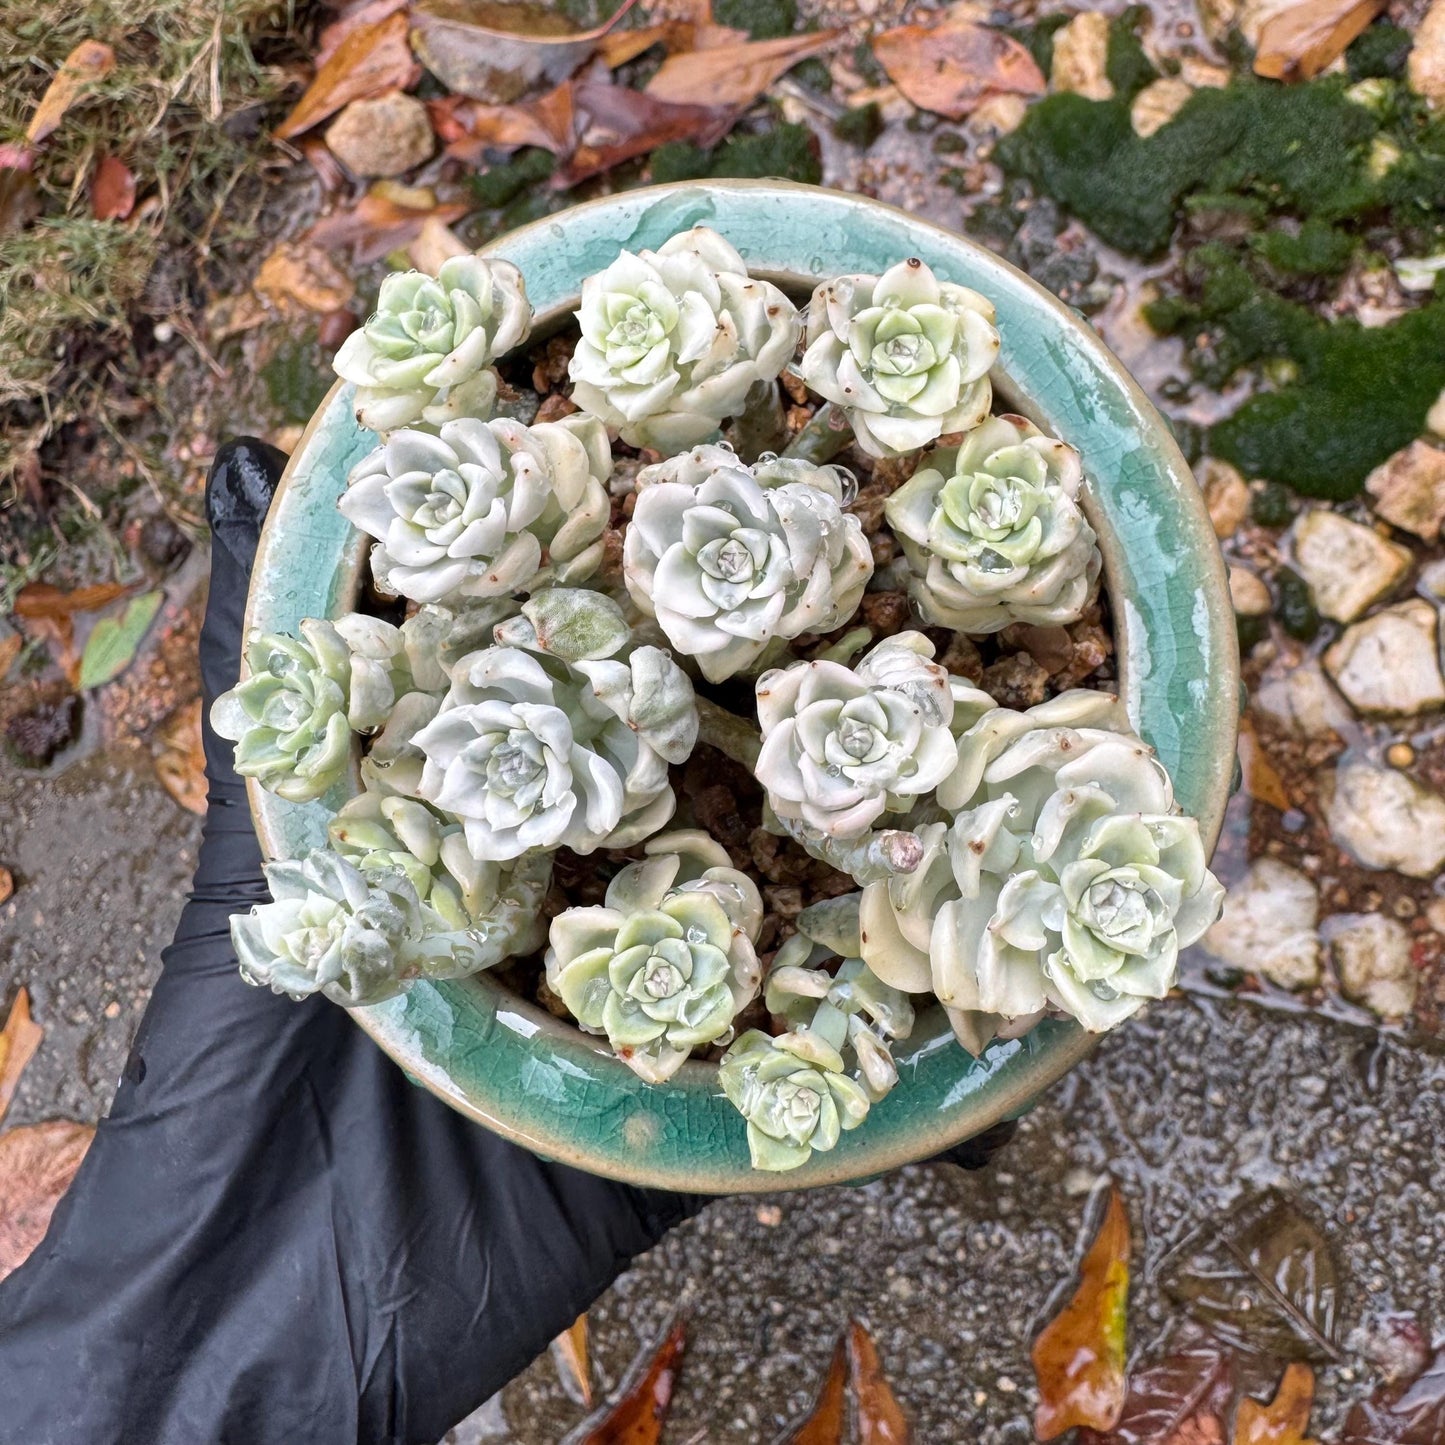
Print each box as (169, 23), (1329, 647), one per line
(245, 180), (1238, 1194)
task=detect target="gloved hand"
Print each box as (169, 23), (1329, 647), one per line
(0, 439), (1014, 1445)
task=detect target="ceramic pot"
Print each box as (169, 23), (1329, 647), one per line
(244, 180), (1238, 1194)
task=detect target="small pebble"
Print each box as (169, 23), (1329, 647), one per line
(1386, 742), (1416, 767)
(755, 1204), (782, 1227)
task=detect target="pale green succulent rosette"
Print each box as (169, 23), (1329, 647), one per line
(339, 414), (612, 606)
(719, 1028), (872, 1171)
(568, 226), (800, 452)
(886, 414), (1101, 633)
(231, 849), (491, 1008)
(546, 832), (764, 1082)
(623, 444), (873, 682)
(799, 257), (1000, 458)
(334, 256), (532, 433)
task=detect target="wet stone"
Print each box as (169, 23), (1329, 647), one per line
(1229, 565), (1272, 617)
(1202, 458), (1250, 539)
(1325, 757), (1445, 879)
(1290, 510), (1412, 622)
(1253, 657), (1354, 741)
(1408, 0), (1445, 110)
(1050, 12), (1113, 101)
(1323, 600), (1445, 716)
(1131, 78), (1194, 138)
(1204, 857), (1323, 988)
(1365, 439), (1445, 540)
(980, 652), (1049, 708)
(1328, 914), (1419, 1020)
(324, 91), (435, 179)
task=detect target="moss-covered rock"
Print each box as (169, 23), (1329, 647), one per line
(650, 123), (822, 186)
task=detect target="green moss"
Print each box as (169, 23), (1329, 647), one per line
(262, 335), (332, 426)
(1253, 218), (1355, 275)
(651, 123), (821, 186)
(833, 101), (883, 149)
(1106, 6), (1158, 101)
(1009, 13), (1071, 77)
(792, 57), (832, 94)
(1346, 22), (1413, 80)
(1250, 480), (1299, 528)
(469, 149), (556, 209)
(1274, 568), (1320, 641)
(713, 0), (796, 39)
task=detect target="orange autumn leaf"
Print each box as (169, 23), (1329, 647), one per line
(153, 699), (208, 816)
(1033, 1187), (1131, 1439)
(253, 240), (357, 314)
(872, 18), (1044, 120)
(304, 186), (467, 264)
(849, 1321), (910, 1444)
(0, 989), (44, 1126)
(275, 9), (419, 140)
(645, 29), (839, 111)
(91, 154), (136, 221)
(26, 39), (115, 144)
(1238, 718), (1291, 812)
(567, 1318), (685, 1444)
(553, 1312), (593, 1408)
(1254, 0), (1384, 83)
(432, 81), (578, 159)
(775, 1332), (849, 1444)
(13, 580), (132, 619)
(0, 1120), (94, 1281)
(1234, 1363), (1320, 1444)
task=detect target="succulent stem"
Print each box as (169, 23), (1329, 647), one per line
(694, 695), (763, 771)
(768, 808), (925, 884)
(781, 401), (854, 465)
(725, 378), (789, 463)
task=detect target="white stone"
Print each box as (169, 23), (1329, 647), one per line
(1324, 600), (1445, 716)
(1131, 78), (1194, 138)
(1325, 757), (1445, 878)
(969, 93), (1029, 135)
(1050, 13), (1113, 101)
(1428, 898), (1445, 935)
(1408, 0), (1445, 110)
(1428, 386), (1445, 438)
(1290, 510), (1412, 622)
(1201, 458), (1250, 539)
(1252, 657), (1354, 740)
(1229, 565), (1272, 617)
(1366, 440), (1445, 540)
(1328, 913), (1418, 1019)
(1205, 858), (1322, 988)
(325, 91), (435, 179)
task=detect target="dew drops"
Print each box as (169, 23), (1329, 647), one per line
(686, 926), (707, 944)
(809, 256), (825, 275)
(755, 451), (779, 465)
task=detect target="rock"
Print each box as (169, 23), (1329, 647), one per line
(1131, 78), (1194, 137)
(1050, 13), (1113, 101)
(1236, 0), (1307, 46)
(1323, 600), (1445, 716)
(1290, 509), (1411, 622)
(1365, 439), (1445, 540)
(1328, 914), (1418, 1019)
(1325, 757), (1445, 877)
(969, 93), (1029, 135)
(1428, 897), (1445, 935)
(1201, 457), (1250, 538)
(1228, 565), (1272, 617)
(1408, 0), (1445, 110)
(1428, 386), (1445, 438)
(1253, 657), (1353, 740)
(325, 90), (435, 178)
(1204, 858), (1322, 989)
(981, 652), (1049, 708)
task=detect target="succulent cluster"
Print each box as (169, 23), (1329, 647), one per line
(216, 227), (1220, 1172)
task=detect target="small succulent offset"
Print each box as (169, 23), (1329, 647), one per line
(624, 444), (873, 682)
(755, 632), (958, 838)
(568, 227), (799, 452)
(800, 257), (1000, 458)
(546, 832), (763, 1082)
(886, 414), (1101, 633)
(334, 256), (531, 433)
(339, 414), (612, 605)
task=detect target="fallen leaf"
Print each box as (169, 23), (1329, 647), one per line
(153, 699), (207, 816)
(0, 989), (43, 1126)
(872, 17), (1045, 119)
(774, 1332), (849, 1444)
(562, 1317), (685, 1445)
(552, 1313), (593, 1408)
(0, 1120), (94, 1281)
(409, 0), (640, 105)
(0, 632), (24, 678)
(1254, 0), (1384, 83)
(406, 214), (468, 273)
(90, 154), (136, 221)
(204, 289), (271, 345)
(1161, 1191), (1341, 1364)
(645, 29), (840, 110)
(597, 18), (746, 65)
(1234, 1364), (1319, 1445)
(0, 867), (11, 907)
(304, 185), (468, 264)
(300, 135), (349, 192)
(275, 9), (419, 140)
(1340, 1344), (1445, 1444)
(1033, 1187), (1131, 1440)
(849, 1321), (909, 1444)
(557, 80), (735, 186)
(13, 581), (132, 619)
(316, 0), (411, 66)
(78, 590), (164, 691)
(1078, 1343), (1232, 1445)
(26, 39), (116, 144)
(1238, 718), (1291, 812)
(253, 240), (357, 314)
(432, 81), (578, 159)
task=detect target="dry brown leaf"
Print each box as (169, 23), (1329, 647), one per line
(153, 698), (207, 816)
(1033, 1187), (1132, 1440)
(0, 632), (23, 679)
(26, 40), (116, 144)
(432, 81), (578, 159)
(872, 18), (1044, 119)
(0, 989), (43, 1126)
(316, 0), (411, 67)
(557, 81), (735, 186)
(91, 154), (136, 221)
(552, 1313), (593, 1408)
(849, 1321), (909, 1443)
(253, 240), (357, 314)
(0, 866), (12, 908)
(304, 186), (467, 264)
(1238, 718), (1291, 812)
(1254, 0), (1384, 82)
(563, 1318), (685, 1444)
(300, 135), (349, 192)
(645, 29), (839, 110)
(774, 1332), (848, 1444)
(275, 9), (420, 140)
(1234, 1363), (1320, 1444)
(13, 581), (132, 619)
(204, 289), (271, 345)
(0, 1121), (94, 1281)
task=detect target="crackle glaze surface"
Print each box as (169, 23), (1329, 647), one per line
(246, 181), (1237, 1194)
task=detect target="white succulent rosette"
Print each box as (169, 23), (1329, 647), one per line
(231, 849), (491, 1008)
(921, 692), (1222, 1033)
(799, 257), (1000, 458)
(409, 638), (697, 861)
(623, 444), (873, 683)
(568, 227), (800, 452)
(339, 414), (612, 605)
(886, 414), (1101, 633)
(754, 632), (959, 839)
(334, 256), (531, 433)
(545, 831), (763, 1083)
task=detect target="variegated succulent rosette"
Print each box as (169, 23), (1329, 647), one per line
(216, 228), (1221, 1172)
